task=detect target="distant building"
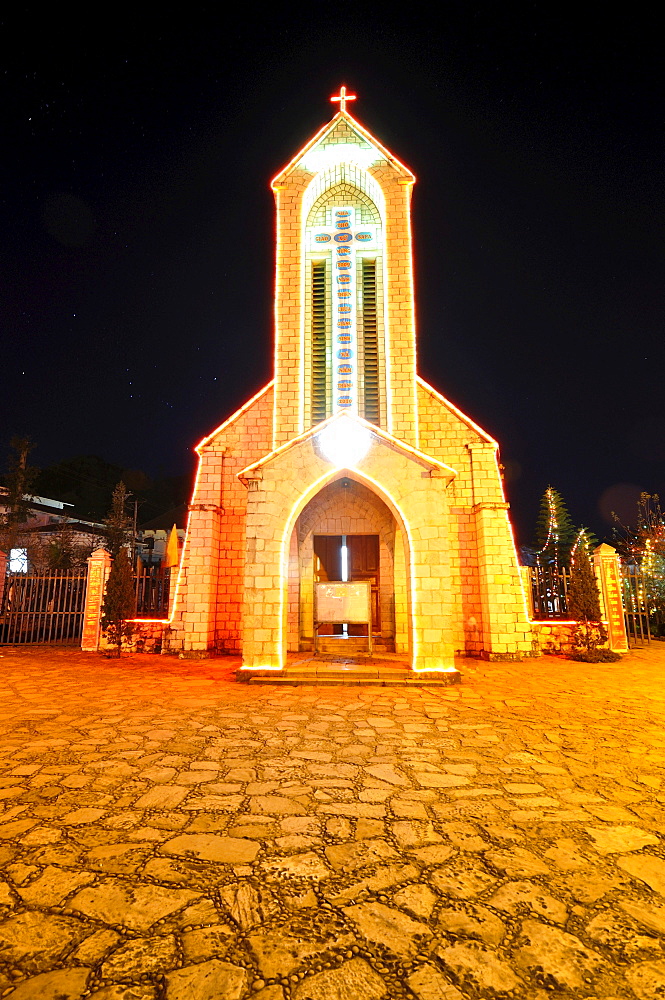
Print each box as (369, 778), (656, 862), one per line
(0, 490), (104, 571)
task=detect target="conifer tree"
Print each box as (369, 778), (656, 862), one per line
(535, 486), (578, 567)
(104, 482), (132, 559)
(0, 437), (39, 554)
(570, 526), (599, 561)
(101, 547), (135, 655)
(567, 539), (608, 656)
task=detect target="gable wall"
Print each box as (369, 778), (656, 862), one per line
(417, 381), (497, 652)
(212, 386), (274, 652)
(169, 386), (273, 652)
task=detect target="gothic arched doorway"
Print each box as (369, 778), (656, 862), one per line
(287, 477), (409, 654)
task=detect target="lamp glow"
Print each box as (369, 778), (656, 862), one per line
(318, 417), (371, 468)
(301, 143), (379, 173)
(341, 542), (349, 581)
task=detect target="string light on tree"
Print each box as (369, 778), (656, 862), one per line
(570, 527), (596, 566)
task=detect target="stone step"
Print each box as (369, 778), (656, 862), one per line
(317, 638), (370, 655)
(237, 664), (461, 687)
(316, 637), (395, 654)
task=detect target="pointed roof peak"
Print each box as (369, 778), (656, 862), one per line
(271, 95), (415, 189)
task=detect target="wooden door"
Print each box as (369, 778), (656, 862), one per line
(347, 534), (380, 634)
(313, 535), (343, 635)
(313, 535), (342, 582)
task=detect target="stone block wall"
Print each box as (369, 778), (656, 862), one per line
(129, 619), (167, 654)
(532, 620), (610, 655)
(168, 384), (273, 653)
(272, 171), (314, 447)
(369, 165), (417, 446)
(239, 430), (458, 672)
(417, 380), (533, 658)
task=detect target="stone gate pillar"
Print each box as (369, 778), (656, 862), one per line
(81, 548), (112, 652)
(593, 543), (629, 652)
(0, 550), (6, 608)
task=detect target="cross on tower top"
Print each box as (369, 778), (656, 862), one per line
(330, 85), (357, 113)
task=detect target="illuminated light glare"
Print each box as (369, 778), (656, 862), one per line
(330, 84), (357, 113)
(9, 548), (28, 573)
(129, 618), (169, 624)
(344, 112), (415, 177)
(238, 665), (283, 671)
(352, 468), (419, 669)
(318, 417), (371, 468)
(298, 185), (308, 434)
(531, 620), (584, 626)
(236, 413), (454, 490)
(404, 181), (419, 446)
(341, 544), (348, 582)
(298, 182), (307, 435)
(413, 666), (458, 673)
(274, 183), (283, 449)
(168, 451), (205, 624)
(383, 180), (415, 435)
(300, 144), (380, 173)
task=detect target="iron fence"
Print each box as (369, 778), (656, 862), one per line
(618, 560), (665, 645)
(529, 564), (571, 619)
(0, 570), (87, 644)
(134, 566), (171, 618)
(526, 560), (665, 648)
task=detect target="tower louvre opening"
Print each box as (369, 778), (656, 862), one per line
(311, 260), (328, 425)
(362, 259), (379, 425)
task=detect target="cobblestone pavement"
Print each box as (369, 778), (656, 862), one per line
(2, 645), (665, 999)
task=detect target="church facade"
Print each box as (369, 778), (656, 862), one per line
(169, 94), (534, 671)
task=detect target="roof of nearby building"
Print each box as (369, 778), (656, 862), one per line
(139, 503), (188, 531)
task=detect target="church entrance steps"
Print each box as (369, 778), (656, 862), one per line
(236, 653), (461, 686)
(315, 636), (395, 655)
(316, 636), (370, 655)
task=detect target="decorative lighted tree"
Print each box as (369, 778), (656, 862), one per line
(532, 486), (580, 617)
(535, 486), (578, 569)
(566, 534), (612, 659)
(101, 547), (135, 656)
(569, 526), (598, 563)
(613, 493), (665, 636)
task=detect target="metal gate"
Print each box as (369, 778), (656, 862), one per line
(528, 565), (571, 619)
(0, 570), (87, 645)
(620, 561), (651, 646)
(135, 566), (171, 618)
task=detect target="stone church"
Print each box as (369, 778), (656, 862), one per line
(169, 91), (533, 671)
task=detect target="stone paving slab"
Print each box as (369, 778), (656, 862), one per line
(1, 643), (665, 997)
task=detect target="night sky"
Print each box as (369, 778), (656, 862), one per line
(1, 7), (662, 546)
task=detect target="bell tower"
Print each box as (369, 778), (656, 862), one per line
(270, 88), (418, 449)
(169, 88), (535, 670)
